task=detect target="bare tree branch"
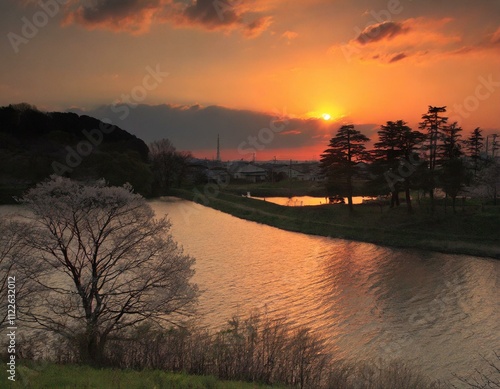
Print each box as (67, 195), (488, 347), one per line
(15, 176), (198, 365)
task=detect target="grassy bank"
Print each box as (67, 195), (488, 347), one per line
(170, 187), (500, 259)
(8, 364), (276, 389)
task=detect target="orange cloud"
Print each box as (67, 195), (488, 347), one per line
(282, 30), (298, 40)
(243, 16), (273, 38)
(336, 17), (468, 64)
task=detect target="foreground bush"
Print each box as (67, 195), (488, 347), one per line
(19, 313), (445, 388)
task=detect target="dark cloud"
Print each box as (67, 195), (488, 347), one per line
(243, 16), (273, 38)
(389, 52), (407, 63)
(68, 104), (336, 155)
(183, 0), (239, 28)
(178, 0), (272, 37)
(76, 0), (156, 24)
(356, 21), (408, 45)
(64, 0), (161, 34)
(62, 0), (272, 37)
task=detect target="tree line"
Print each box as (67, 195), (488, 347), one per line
(320, 106), (499, 213)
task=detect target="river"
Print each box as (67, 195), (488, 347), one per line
(152, 197), (500, 384)
(1, 199), (498, 384)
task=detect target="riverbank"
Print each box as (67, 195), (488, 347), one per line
(170, 188), (500, 259)
(9, 364), (276, 389)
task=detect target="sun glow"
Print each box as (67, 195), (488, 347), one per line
(322, 113), (331, 121)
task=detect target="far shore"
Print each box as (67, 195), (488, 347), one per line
(169, 188), (500, 260)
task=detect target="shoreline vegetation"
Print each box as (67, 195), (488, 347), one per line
(9, 364), (277, 389)
(10, 311), (451, 389)
(169, 186), (500, 260)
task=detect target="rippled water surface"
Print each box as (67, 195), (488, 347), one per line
(152, 198), (500, 383)
(2, 200), (498, 383)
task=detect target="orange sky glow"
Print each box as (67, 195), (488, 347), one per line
(1, 0), (499, 160)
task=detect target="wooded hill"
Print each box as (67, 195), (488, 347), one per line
(0, 103), (152, 202)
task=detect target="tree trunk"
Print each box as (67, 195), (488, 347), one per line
(429, 189), (434, 212)
(347, 174), (354, 213)
(390, 191), (400, 208)
(405, 186), (413, 214)
(452, 196), (457, 214)
(347, 193), (353, 212)
(79, 327), (106, 366)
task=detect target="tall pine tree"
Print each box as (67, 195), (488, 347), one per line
(372, 120), (425, 213)
(320, 125), (369, 212)
(419, 106), (448, 209)
(465, 128), (484, 175)
(440, 122), (467, 213)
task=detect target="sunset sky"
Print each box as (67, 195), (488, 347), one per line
(1, 0), (500, 160)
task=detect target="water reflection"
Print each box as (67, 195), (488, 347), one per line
(250, 195), (375, 206)
(152, 198), (499, 382)
(1, 199), (497, 384)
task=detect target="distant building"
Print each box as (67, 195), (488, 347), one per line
(272, 162), (323, 181)
(274, 166), (306, 180)
(228, 163), (267, 183)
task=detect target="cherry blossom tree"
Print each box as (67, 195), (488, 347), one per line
(17, 176), (198, 365)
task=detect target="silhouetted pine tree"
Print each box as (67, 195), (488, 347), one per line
(465, 128), (484, 175)
(320, 125), (369, 212)
(419, 106), (448, 210)
(440, 123), (468, 213)
(372, 121), (425, 211)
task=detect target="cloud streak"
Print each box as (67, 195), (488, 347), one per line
(356, 21), (409, 45)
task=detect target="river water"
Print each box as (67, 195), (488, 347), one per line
(250, 195), (375, 206)
(2, 199), (498, 384)
(152, 197), (500, 384)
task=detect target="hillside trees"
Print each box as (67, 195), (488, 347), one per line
(149, 139), (192, 195)
(17, 176), (198, 365)
(0, 104), (153, 201)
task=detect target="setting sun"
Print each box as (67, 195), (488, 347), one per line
(322, 113), (331, 121)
